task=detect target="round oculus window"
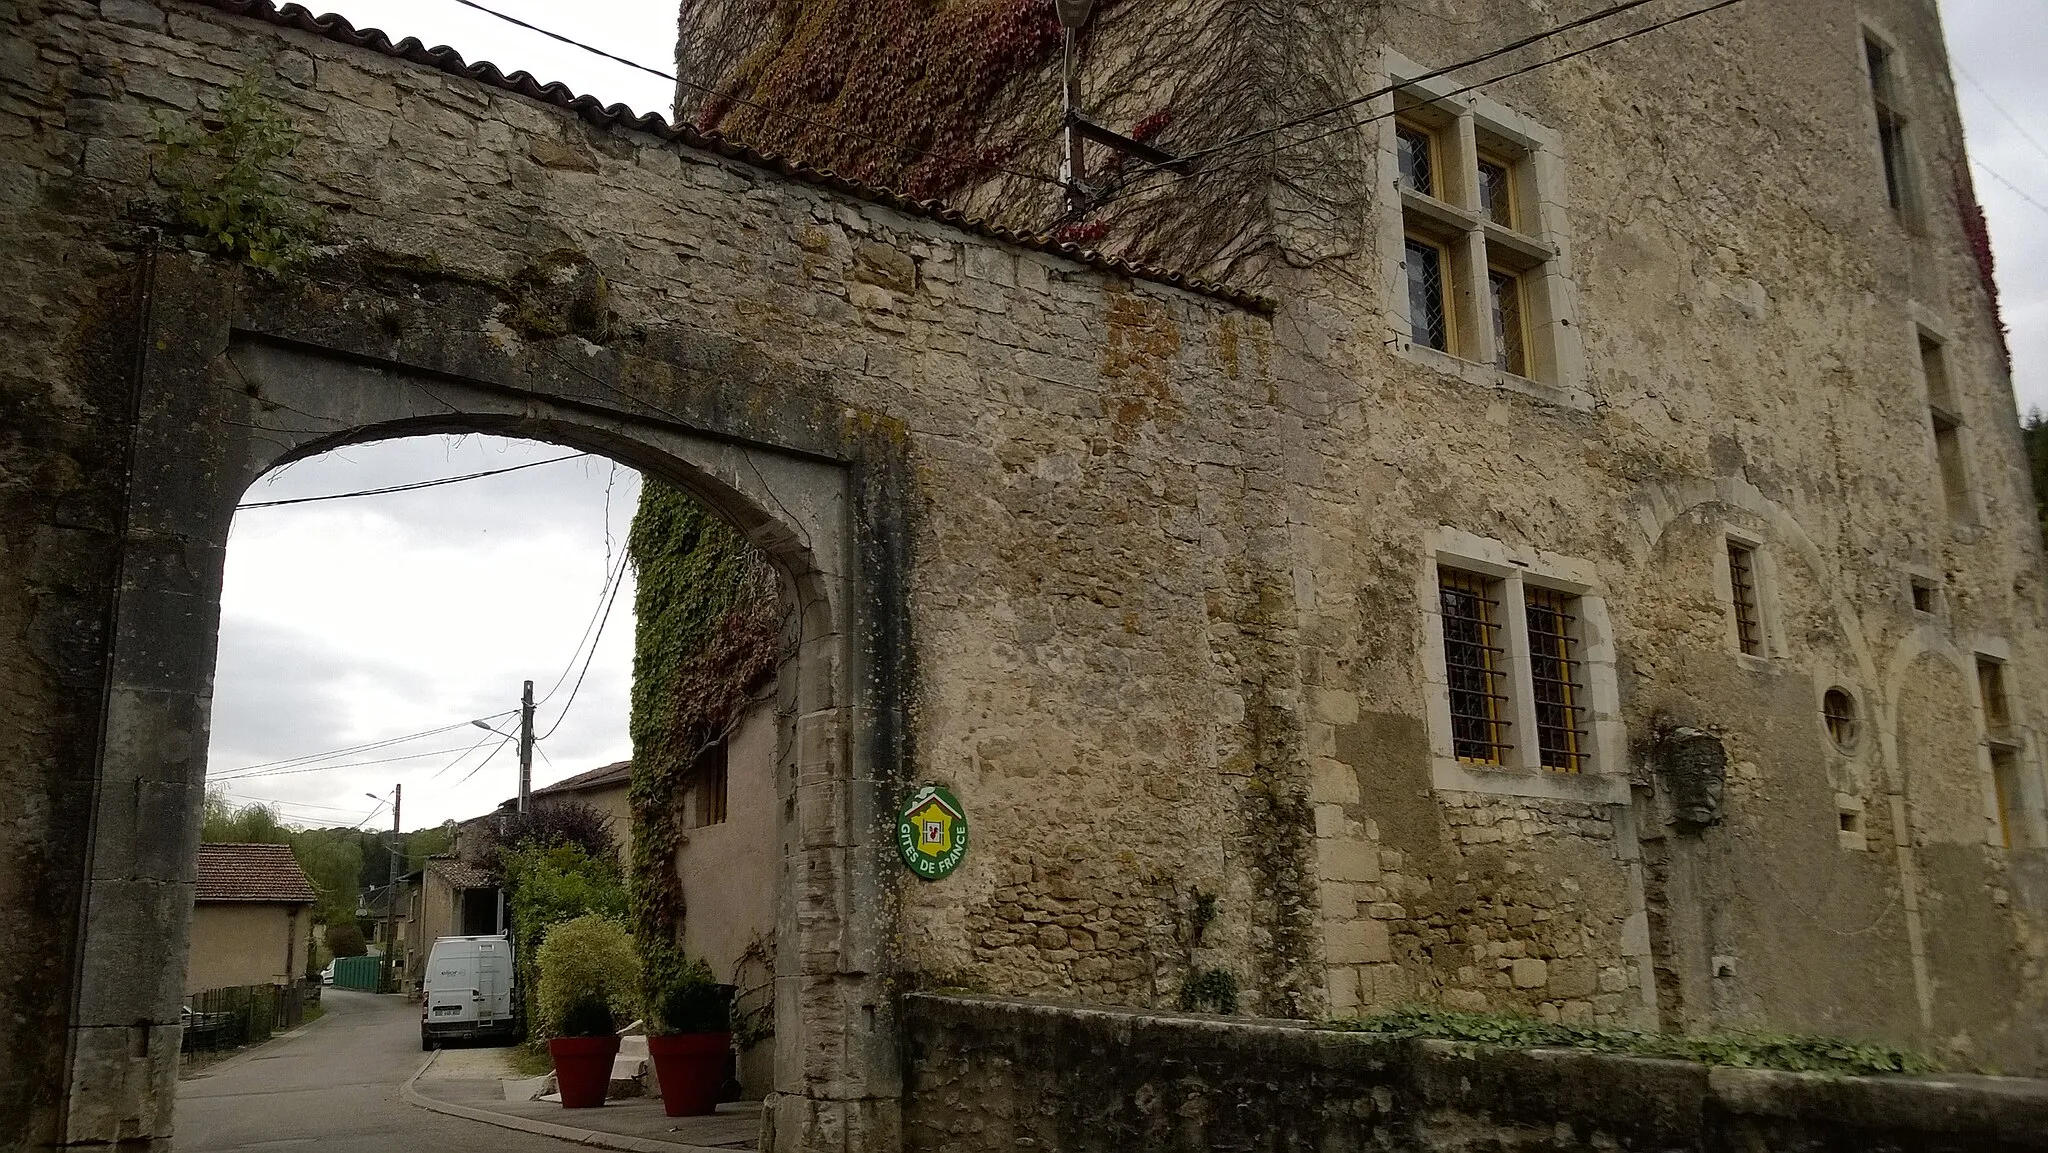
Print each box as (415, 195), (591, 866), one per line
(1822, 688), (1859, 753)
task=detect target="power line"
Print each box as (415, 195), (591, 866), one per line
(236, 453), (587, 510)
(453, 733), (517, 788)
(1957, 66), (2048, 170)
(211, 743), (487, 782)
(534, 559), (629, 742)
(429, 728), (511, 781)
(439, 0), (1063, 188)
(211, 715), (513, 776)
(1085, 0), (1747, 215)
(1975, 161), (2048, 218)
(537, 551), (631, 707)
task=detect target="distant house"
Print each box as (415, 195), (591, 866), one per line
(397, 856), (502, 993)
(186, 843), (318, 994)
(503, 759), (634, 862)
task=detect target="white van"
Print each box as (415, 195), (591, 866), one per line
(419, 934), (518, 1049)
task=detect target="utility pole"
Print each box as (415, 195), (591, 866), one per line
(382, 783), (400, 992)
(518, 679), (534, 814)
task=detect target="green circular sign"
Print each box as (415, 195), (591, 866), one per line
(896, 785), (968, 880)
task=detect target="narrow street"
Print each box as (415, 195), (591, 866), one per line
(174, 988), (571, 1152)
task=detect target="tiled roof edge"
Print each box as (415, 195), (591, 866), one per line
(185, 0), (1278, 314)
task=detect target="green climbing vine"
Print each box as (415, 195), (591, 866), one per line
(152, 70), (317, 273)
(626, 481), (783, 1004)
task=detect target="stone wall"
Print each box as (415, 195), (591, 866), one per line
(901, 993), (2048, 1153)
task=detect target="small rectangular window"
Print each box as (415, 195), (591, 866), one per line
(1978, 658), (2012, 735)
(1397, 121), (1437, 197)
(1727, 542), (1763, 656)
(1992, 747), (2021, 849)
(692, 742), (729, 828)
(1865, 36), (1910, 213)
(1405, 236), (1453, 352)
(1524, 586), (1587, 773)
(1910, 576), (1937, 614)
(1438, 567), (1510, 765)
(1477, 156), (1516, 228)
(1489, 268), (1527, 377)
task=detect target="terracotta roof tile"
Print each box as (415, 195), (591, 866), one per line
(426, 857), (498, 890)
(195, 843), (320, 903)
(532, 760), (632, 798)
(187, 0), (1275, 313)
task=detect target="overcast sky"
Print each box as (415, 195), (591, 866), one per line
(205, 0), (2047, 831)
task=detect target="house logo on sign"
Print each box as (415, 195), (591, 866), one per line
(895, 785), (968, 880)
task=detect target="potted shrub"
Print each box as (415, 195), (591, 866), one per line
(645, 962), (733, 1117)
(548, 994), (620, 1109)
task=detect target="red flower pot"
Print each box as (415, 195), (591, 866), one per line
(549, 1035), (621, 1108)
(646, 1031), (731, 1117)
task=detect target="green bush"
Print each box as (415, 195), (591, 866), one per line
(648, 956), (730, 1035)
(534, 914), (638, 1040)
(325, 922), (366, 958)
(558, 994), (617, 1039)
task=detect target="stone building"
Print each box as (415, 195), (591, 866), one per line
(183, 843), (317, 995)
(3, 0), (2046, 1148)
(673, 0), (2048, 1062)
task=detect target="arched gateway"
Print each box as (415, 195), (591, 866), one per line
(70, 251), (906, 1149)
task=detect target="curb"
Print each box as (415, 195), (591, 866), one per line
(401, 1051), (732, 1153)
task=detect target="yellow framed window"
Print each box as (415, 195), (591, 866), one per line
(1524, 586), (1587, 772)
(1396, 120), (1439, 197)
(1477, 154), (1517, 228)
(1488, 267), (1527, 377)
(1406, 235), (1455, 353)
(1438, 567), (1510, 764)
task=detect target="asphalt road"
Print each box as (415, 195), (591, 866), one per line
(174, 988), (568, 1152)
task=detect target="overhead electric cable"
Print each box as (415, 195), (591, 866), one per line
(536, 551), (631, 707)
(453, 733), (517, 788)
(208, 712), (516, 774)
(1974, 161), (2048, 218)
(1957, 67), (2048, 169)
(535, 559), (629, 741)
(211, 743), (487, 782)
(437, 0), (1063, 188)
(236, 453), (588, 510)
(428, 728), (512, 781)
(1085, 0), (1748, 214)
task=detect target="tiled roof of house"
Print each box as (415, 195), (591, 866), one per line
(533, 760), (633, 798)
(427, 857), (499, 890)
(195, 843), (319, 904)
(186, 0), (1274, 314)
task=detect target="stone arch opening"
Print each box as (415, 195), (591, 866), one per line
(63, 256), (905, 1151)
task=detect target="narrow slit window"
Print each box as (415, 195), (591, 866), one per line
(1438, 567), (1510, 765)
(1405, 236), (1453, 352)
(1865, 36), (1910, 214)
(1489, 268), (1527, 376)
(1992, 747), (2021, 849)
(1727, 542), (1763, 656)
(1978, 658), (2011, 735)
(1524, 586), (1588, 773)
(1930, 408), (1970, 522)
(692, 741), (729, 828)
(1397, 121), (1437, 196)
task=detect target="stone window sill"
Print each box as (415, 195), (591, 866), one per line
(1431, 758), (1633, 804)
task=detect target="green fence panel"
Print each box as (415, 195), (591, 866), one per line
(333, 956), (381, 991)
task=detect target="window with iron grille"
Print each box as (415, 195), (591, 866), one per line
(1726, 541), (1763, 656)
(1524, 586), (1587, 772)
(1438, 567), (1510, 764)
(692, 741), (729, 828)
(1864, 35), (1911, 214)
(1397, 121), (1437, 196)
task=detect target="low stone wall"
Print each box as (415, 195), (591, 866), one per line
(900, 994), (2048, 1152)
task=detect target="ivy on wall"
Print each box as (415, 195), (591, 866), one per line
(626, 481), (783, 1000)
(693, 0), (1071, 199)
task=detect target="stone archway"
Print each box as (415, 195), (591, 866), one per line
(61, 252), (908, 1151)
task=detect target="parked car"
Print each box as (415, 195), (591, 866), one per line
(320, 960), (335, 986)
(420, 934), (518, 1050)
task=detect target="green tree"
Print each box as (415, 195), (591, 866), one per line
(200, 789), (292, 844)
(2022, 408), (2048, 549)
